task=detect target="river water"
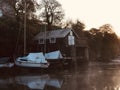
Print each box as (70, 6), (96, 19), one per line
(1, 62), (120, 90)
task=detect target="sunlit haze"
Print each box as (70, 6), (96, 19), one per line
(58, 0), (120, 36)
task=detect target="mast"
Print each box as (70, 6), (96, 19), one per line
(24, 0), (26, 55)
(44, 23), (46, 54)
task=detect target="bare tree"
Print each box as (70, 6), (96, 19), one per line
(40, 0), (64, 30)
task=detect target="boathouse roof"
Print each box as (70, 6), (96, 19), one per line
(34, 29), (78, 40)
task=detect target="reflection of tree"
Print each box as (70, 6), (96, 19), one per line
(0, 74), (64, 90)
(1, 65), (120, 90)
(61, 63), (120, 90)
(85, 63), (120, 90)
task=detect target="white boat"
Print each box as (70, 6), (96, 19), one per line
(45, 50), (64, 67)
(44, 50), (64, 68)
(14, 4), (50, 68)
(45, 50), (63, 61)
(15, 52), (49, 68)
(0, 63), (14, 68)
(0, 57), (14, 68)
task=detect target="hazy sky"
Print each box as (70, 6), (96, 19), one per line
(58, 0), (120, 36)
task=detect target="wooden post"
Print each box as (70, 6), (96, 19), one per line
(23, 0), (26, 55)
(71, 45), (78, 90)
(85, 47), (89, 61)
(71, 45), (76, 62)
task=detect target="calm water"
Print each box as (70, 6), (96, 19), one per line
(1, 62), (120, 90)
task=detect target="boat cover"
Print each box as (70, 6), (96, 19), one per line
(19, 52), (47, 63)
(45, 50), (63, 60)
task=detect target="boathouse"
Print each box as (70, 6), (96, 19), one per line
(33, 28), (89, 62)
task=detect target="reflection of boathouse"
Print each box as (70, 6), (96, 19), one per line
(34, 29), (89, 62)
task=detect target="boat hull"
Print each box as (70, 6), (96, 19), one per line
(15, 61), (49, 68)
(0, 63), (14, 68)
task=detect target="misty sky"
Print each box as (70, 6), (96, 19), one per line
(58, 0), (120, 36)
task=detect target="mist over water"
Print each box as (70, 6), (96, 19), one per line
(1, 61), (120, 90)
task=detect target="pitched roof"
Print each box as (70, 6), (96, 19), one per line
(34, 29), (74, 40)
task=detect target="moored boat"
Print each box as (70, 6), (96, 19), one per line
(15, 52), (49, 68)
(45, 50), (64, 68)
(0, 57), (14, 68)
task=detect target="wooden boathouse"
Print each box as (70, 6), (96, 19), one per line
(33, 28), (89, 63)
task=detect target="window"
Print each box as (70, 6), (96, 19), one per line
(68, 35), (75, 45)
(49, 38), (56, 43)
(38, 39), (44, 44)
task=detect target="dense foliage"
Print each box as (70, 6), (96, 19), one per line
(0, 0), (120, 62)
(85, 25), (120, 61)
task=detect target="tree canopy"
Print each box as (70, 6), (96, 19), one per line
(39, 0), (64, 30)
(85, 24), (120, 61)
(64, 20), (85, 37)
(0, 0), (120, 61)
(0, 0), (38, 21)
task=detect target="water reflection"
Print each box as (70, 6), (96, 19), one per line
(1, 62), (120, 90)
(62, 62), (120, 90)
(15, 75), (49, 89)
(0, 74), (63, 90)
(82, 62), (120, 90)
